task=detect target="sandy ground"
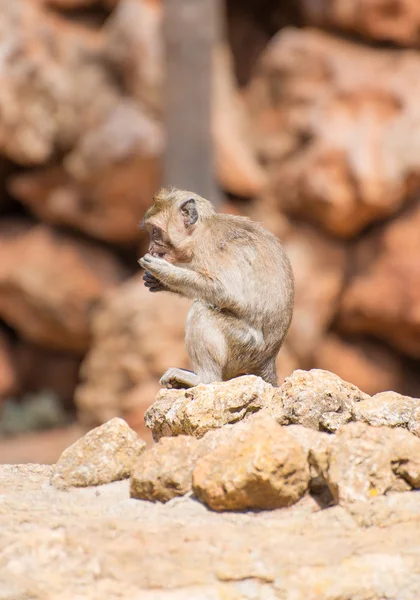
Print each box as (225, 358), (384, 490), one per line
(1, 463), (420, 599)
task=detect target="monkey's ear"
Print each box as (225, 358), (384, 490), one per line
(180, 199), (198, 227)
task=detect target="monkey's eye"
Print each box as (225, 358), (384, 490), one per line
(151, 227), (160, 238)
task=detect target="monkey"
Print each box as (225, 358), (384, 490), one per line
(138, 187), (294, 389)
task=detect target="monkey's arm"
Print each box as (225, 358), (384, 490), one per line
(139, 254), (234, 307)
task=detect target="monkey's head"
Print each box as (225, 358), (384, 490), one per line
(141, 187), (215, 263)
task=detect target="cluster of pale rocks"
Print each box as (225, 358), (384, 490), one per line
(51, 369), (420, 510)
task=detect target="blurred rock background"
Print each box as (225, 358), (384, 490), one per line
(0, 0), (420, 463)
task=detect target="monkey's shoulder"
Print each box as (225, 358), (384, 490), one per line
(211, 215), (267, 250)
(210, 215), (285, 258)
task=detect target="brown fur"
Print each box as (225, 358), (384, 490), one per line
(139, 187), (294, 388)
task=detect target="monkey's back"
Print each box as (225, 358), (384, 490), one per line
(200, 214), (294, 342)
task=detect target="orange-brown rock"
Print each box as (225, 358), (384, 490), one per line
(213, 44), (267, 197)
(192, 415), (310, 511)
(105, 0), (164, 117)
(2, 0), (164, 243)
(286, 424), (333, 496)
(75, 275), (190, 428)
(327, 422), (420, 505)
(280, 369), (369, 432)
(283, 223), (347, 362)
(0, 0), (119, 165)
(338, 200), (420, 357)
(352, 391), (420, 436)
(130, 435), (201, 502)
(315, 334), (406, 396)
(301, 0), (420, 48)
(247, 28), (420, 237)
(145, 375), (275, 441)
(247, 193), (292, 240)
(51, 417), (146, 489)
(0, 221), (125, 353)
(10, 103), (163, 244)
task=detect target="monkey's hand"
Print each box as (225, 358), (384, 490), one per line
(143, 270), (168, 293)
(139, 254), (173, 293)
(139, 254), (172, 278)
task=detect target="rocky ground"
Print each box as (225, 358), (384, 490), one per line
(2, 370), (420, 599)
(1, 0), (420, 463)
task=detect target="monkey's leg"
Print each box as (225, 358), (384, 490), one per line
(160, 368), (200, 389)
(253, 358), (278, 387)
(185, 302), (225, 385)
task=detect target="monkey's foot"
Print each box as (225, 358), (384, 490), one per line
(160, 368), (200, 389)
